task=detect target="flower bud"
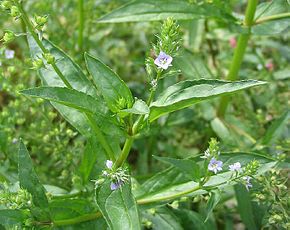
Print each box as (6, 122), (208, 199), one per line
(1, 1), (12, 10)
(2, 31), (15, 43)
(10, 5), (20, 17)
(43, 52), (55, 64)
(32, 58), (44, 70)
(35, 15), (47, 26)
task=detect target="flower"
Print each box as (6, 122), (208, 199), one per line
(110, 181), (123, 191)
(106, 160), (113, 169)
(229, 37), (237, 48)
(208, 157), (223, 174)
(154, 51), (173, 70)
(243, 176), (252, 190)
(200, 148), (211, 159)
(5, 49), (15, 59)
(265, 61), (274, 71)
(229, 162), (242, 172)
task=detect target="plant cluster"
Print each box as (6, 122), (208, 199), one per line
(0, 0), (289, 229)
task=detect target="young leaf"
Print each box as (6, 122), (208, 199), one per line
(149, 79), (266, 121)
(18, 140), (50, 221)
(95, 180), (141, 230)
(98, 0), (235, 23)
(234, 184), (257, 230)
(118, 99), (149, 117)
(204, 190), (221, 222)
(85, 53), (134, 113)
(153, 156), (200, 181)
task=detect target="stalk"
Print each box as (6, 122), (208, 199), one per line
(17, 2), (115, 161)
(78, 0), (84, 52)
(217, 0), (258, 117)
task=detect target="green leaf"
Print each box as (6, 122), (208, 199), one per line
(261, 110), (289, 145)
(137, 152), (275, 205)
(204, 190), (221, 222)
(78, 137), (105, 183)
(98, 0), (235, 23)
(252, 0), (290, 35)
(175, 49), (213, 79)
(149, 79), (266, 121)
(18, 140), (50, 221)
(28, 37), (97, 137)
(95, 180), (141, 230)
(119, 99), (149, 117)
(21, 87), (124, 137)
(49, 198), (98, 221)
(21, 87), (104, 115)
(172, 209), (209, 230)
(234, 184), (257, 230)
(210, 117), (235, 144)
(153, 156), (200, 181)
(142, 207), (183, 230)
(85, 53), (134, 113)
(0, 209), (28, 227)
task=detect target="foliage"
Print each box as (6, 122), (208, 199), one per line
(0, 0), (289, 229)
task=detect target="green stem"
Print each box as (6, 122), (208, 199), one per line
(255, 12), (290, 25)
(137, 184), (201, 205)
(17, 1), (115, 161)
(78, 0), (84, 52)
(17, 2), (73, 89)
(114, 71), (160, 168)
(114, 137), (133, 168)
(54, 212), (102, 226)
(217, 0), (258, 117)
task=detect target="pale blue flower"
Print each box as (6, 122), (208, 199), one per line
(5, 49), (15, 59)
(229, 162), (242, 172)
(106, 160), (113, 169)
(154, 51), (173, 70)
(110, 181), (123, 191)
(208, 157), (223, 174)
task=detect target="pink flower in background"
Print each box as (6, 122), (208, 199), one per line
(265, 61), (274, 71)
(229, 37), (237, 48)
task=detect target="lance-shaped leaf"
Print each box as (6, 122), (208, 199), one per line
(95, 180), (141, 230)
(204, 190), (221, 222)
(21, 87), (104, 114)
(153, 156), (200, 181)
(28, 37), (118, 138)
(20, 87), (125, 137)
(149, 79), (266, 121)
(98, 0), (235, 23)
(85, 53), (134, 113)
(18, 140), (50, 221)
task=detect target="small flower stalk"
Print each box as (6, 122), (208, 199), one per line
(201, 138), (223, 175)
(145, 17), (181, 89)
